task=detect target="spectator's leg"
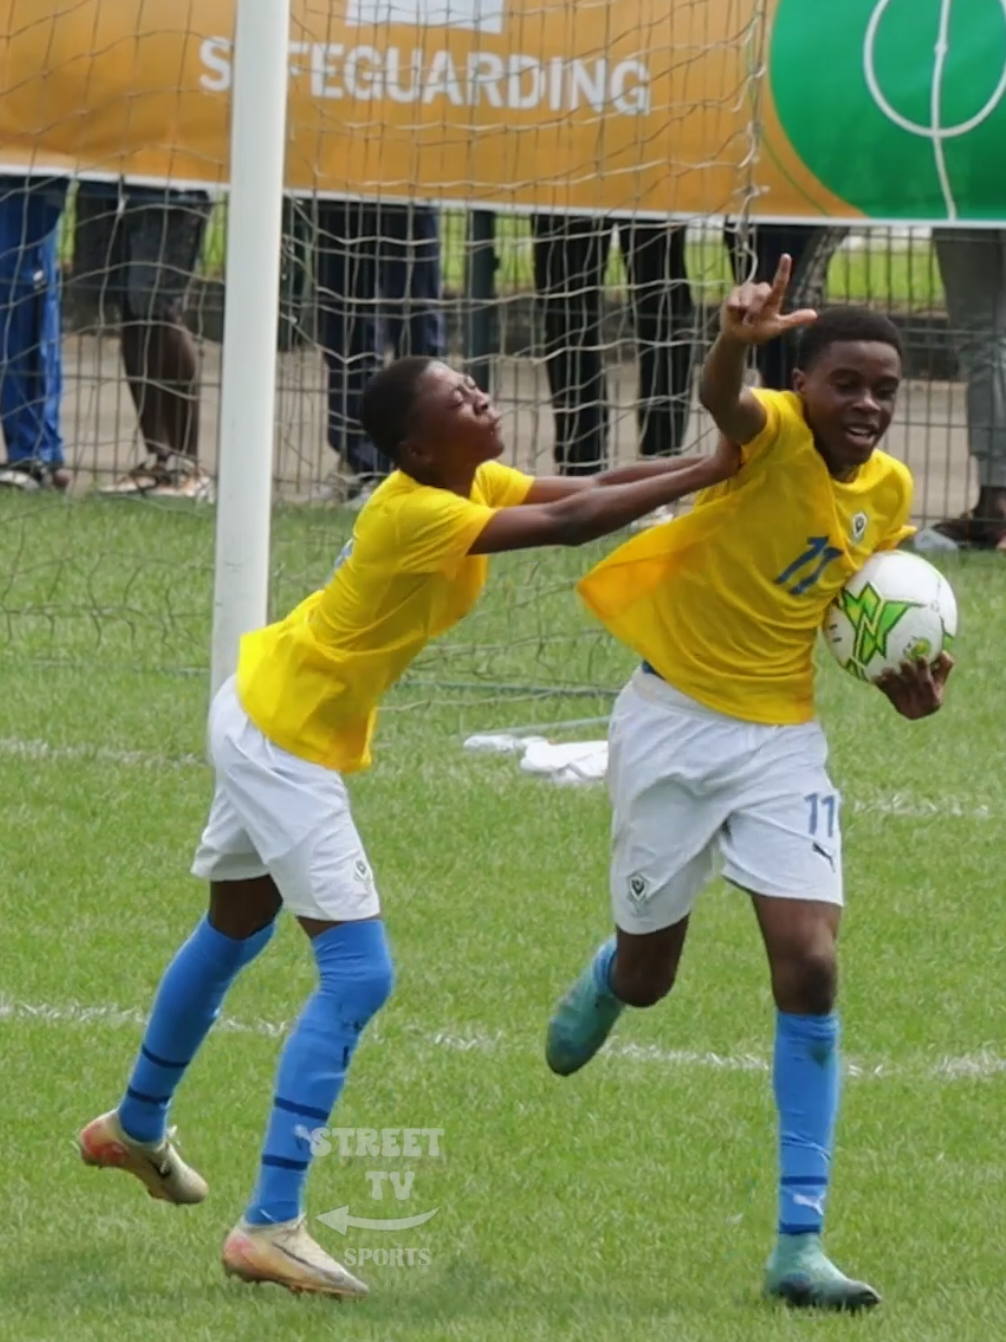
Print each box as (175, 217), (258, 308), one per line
(316, 201), (383, 486)
(126, 200), (205, 456)
(0, 176), (69, 491)
(36, 209), (66, 477)
(381, 205), (446, 361)
(933, 229), (1006, 547)
(531, 214), (609, 475)
(624, 223), (695, 456)
(102, 190), (211, 497)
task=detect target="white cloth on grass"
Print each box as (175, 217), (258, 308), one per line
(463, 732), (608, 786)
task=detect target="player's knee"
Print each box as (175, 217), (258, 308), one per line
(314, 919), (396, 1023)
(612, 958), (677, 1009)
(773, 947), (837, 1016)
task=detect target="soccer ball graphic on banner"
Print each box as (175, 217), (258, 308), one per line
(822, 551), (958, 682)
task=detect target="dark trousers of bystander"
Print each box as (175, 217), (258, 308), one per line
(316, 202), (446, 480)
(531, 217), (696, 475)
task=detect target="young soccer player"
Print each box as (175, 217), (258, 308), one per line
(545, 258), (954, 1311)
(78, 355), (739, 1300)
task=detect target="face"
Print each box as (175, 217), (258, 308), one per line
(403, 362), (503, 476)
(794, 341), (901, 474)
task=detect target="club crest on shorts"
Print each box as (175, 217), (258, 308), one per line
(353, 856), (373, 887)
(850, 511), (868, 544)
(626, 872), (650, 906)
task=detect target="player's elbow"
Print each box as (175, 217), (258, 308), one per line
(553, 520), (594, 548)
(698, 376), (742, 434)
(698, 370), (721, 416)
(543, 497), (602, 547)
(560, 503), (615, 546)
(698, 387), (735, 437)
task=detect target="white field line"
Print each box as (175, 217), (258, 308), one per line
(0, 735), (996, 821)
(0, 736), (204, 770)
(2, 997), (1004, 1083)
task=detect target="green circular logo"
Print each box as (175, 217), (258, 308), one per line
(770, 0), (1006, 220)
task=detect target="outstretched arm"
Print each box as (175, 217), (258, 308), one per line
(700, 253), (817, 445)
(521, 453), (722, 505)
(469, 438), (739, 555)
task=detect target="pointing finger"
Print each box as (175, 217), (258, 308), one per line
(769, 253), (793, 300)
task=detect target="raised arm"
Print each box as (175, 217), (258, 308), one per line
(469, 438), (739, 555)
(700, 253), (817, 445)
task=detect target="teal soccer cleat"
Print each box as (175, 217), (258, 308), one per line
(765, 1233), (881, 1312)
(545, 951), (623, 1076)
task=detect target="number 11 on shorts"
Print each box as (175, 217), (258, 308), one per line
(805, 792), (836, 839)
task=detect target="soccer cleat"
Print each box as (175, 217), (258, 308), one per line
(78, 1109), (208, 1205)
(148, 462), (215, 502)
(0, 461), (71, 493)
(221, 1216), (369, 1299)
(764, 1233), (881, 1312)
(98, 455), (214, 502)
(545, 958), (623, 1076)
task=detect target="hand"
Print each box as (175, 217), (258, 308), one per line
(720, 254), (818, 346)
(707, 435), (743, 483)
(875, 652), (954, 720)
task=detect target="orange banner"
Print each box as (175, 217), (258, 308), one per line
(2, 0), (1003, 223)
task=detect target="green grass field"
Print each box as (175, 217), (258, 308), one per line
(1, 496), (1002, 1342)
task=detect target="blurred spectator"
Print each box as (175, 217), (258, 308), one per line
(724, 223), (847, 390)
(0, 174), (70, 492)
(76, 181), (213, 499)
(923, 229), (1006, 551)
(531, 217), (694, 474)
(315, 201), (445, 504)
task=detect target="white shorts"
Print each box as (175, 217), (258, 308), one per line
(190, 676), (380, 922)
(609, 669), (842, 935)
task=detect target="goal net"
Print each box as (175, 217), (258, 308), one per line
(0, 0), (971, 735)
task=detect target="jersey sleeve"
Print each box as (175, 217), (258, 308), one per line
(737, 389), (787, 466)
(873, 458), (916, 551)
(475, 460), (534, 507)
(394, 488), (497, 574)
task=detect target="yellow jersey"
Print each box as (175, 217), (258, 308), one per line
(578, 390), (914, 725)
(237, 460), (532, 771)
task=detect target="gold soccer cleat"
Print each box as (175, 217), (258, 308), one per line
(221, 1216), (369, 1299)
(78, 1109), (208, 1205)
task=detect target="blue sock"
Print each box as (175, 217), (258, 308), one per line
(774, 1010), (840, 1238)
(245, 919), (394, 1227)
(119, 916), (275, 1143)
(591, 937), (617, 997)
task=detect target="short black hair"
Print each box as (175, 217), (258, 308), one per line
(360, 355), (437, 464)
(796, 306), (902, 372)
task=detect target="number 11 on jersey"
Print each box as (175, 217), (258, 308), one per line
(775, 535), (843, 596)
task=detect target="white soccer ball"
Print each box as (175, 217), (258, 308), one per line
(822, 550), (958, 682)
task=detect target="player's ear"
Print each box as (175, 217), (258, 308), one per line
(399, 434), (430, 473)
(792, 368), (807, 395)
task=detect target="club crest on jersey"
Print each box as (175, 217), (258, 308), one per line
(849, 512), (868, 544)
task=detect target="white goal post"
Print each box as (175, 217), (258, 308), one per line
(210, 0), (294, 695)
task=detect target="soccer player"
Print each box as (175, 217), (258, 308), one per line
(78, 355), (739, 1300)
(545, 258), (953, 1311)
